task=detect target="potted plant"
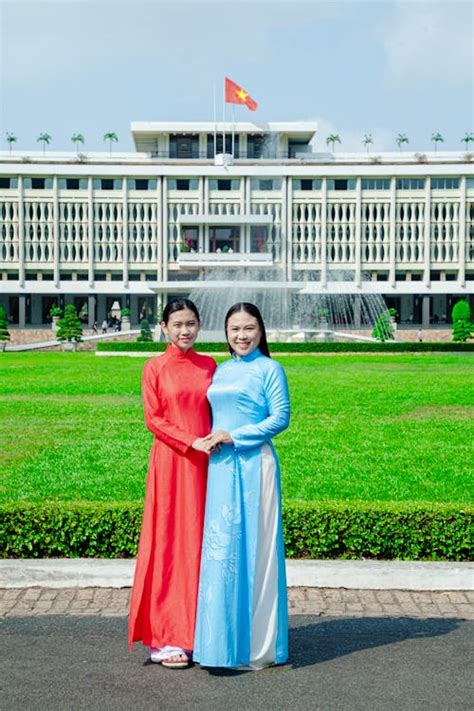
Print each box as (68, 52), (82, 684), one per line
(49, 304), (62, 330)
(121, 307), (131, 332)
(0, 306), (10, 351)
(56, 304), (83, 351)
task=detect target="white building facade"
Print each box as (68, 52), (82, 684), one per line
(0, 121), (473, 328)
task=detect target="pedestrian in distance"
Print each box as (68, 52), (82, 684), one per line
(101, 319), (107, 334)
(417, 328), (423, 342)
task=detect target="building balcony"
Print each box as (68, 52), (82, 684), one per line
(177, 252), (273, 268)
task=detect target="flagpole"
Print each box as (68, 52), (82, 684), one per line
(222, 77), (226, 159)
(231, 104), (235, 158)
(213, 81), (217, 158)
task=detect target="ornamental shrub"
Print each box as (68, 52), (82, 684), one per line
(451, 299), (472, 342)
(56, 304), (83, 343)
(137, 318), (153, 342)
(372, 310), (395, 341)
(0, 306), (10, 342)
(0, 500), (472, 560)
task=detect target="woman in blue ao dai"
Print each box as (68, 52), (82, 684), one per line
(194, 303), (290, 670)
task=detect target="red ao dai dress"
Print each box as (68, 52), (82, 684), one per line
(128, 345), (216, 652)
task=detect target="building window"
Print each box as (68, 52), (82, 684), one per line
(42, 273), (54, 281)
(251, 178), (282, 191)
(168, 178), (199, 190)
(466, 178), (474, 189)
(431, 178), (460, 190)
(247, 135), (275, 159)
(327, 179), (356, 191)
(127, 178), (157, 190)
(129, 272), (141, 281)
(95, 273), (107, 281)
(250, 225), (267, 252)
(23, 177), (53, 189)
(293, 179), (322, 190)
(93, 178), (122, 190)
(209, 179), (240, 191)
(396, 178), (425, 190)
(181, 226), (199, 252)
(58, 178), (88, 190)
(169, 135), (199, 159)
(0, 177), (18, 189)
(77, 273), (88, 281)
(209, 226), (240, 252)
(207, 134), (239, 158)
(361, 179), (390, 190)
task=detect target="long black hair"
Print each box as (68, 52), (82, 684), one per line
(162, 298), (200, 325)
(224, 302), (270, 358)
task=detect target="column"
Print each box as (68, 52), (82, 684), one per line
(199, 133), (207, 159)
(458, 176), (466, 287)
(88, 177), (94, 287)
(53, 176), (60, 286)
(19, 295), (26, 327)
(240, 133), (247, 159)
(122, 178), (128, 287)
(245, 177), (251, 253)
(199, 176), (205, 251)
(204, 177), (209, 251)
(286, 176), (292, 281)
(18, 175), (25, 287)
(88, 295), (95, 327)
(422, 294), (430, 327)
(389, 176), (397, 286)
(156, 177), (162, 281)
(162, 178), (168, 282)
(281, 176), (287, 270)
(355, 177), (362, 287)
(321, 178), (328, 287)
(423, 177), (431, 286)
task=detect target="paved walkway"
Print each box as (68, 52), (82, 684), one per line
(1, 586), (473, 619)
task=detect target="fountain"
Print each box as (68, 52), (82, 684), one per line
(187, 268), (389, 342)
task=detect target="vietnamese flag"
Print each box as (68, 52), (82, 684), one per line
(225, 77), (258, 111)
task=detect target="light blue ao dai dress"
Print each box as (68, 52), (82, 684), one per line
(193, 347), (290, 669)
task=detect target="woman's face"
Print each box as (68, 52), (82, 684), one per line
(162, 307), (200, 353)
(226, 311), (262, 357)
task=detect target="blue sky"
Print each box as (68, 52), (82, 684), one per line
(1, 0), (472, 153)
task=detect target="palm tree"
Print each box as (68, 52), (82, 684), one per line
(362, 133), (373, 154)
(71, 133), (85, 154)
(461, 132), (474, 151)
(6, 132), (17, 152)
(103, 132), (118, 154)
(396, 133), (409, 152)
(431, 132), (444, 152)
(37, 132), (52, 154)
(326, 134), (341, 153)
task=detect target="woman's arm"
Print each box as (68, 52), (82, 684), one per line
(229, 363), (290, 451)
(142, 360), (197, 454)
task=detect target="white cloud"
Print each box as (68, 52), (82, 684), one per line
(378, 1), (473, 86)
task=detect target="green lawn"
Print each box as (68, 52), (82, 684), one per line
(1, 352), (472, 506)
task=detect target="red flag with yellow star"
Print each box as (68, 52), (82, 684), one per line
(225, 77), (258, 111)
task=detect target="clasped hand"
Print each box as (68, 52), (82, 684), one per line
(192, 429), (233, 454)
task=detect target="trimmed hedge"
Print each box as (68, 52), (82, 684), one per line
(1, 501), (472, 560)
(96, 341), (474, 354)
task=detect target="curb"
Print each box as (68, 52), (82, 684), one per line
(1, 559), (473, 591)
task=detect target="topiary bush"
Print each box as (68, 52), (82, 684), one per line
(56, 304), (83, 343)
(0, 306), (10, 345)
(451, 299), (472, 342)
(137, 318), (153, 342)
